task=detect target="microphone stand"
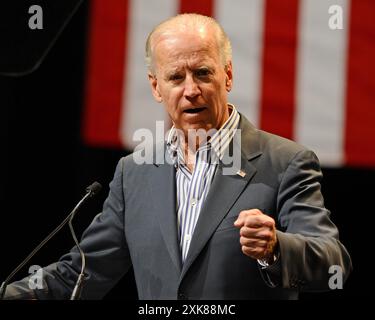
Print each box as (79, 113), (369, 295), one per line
(0, 182), (101, 300)
(69, 200), (87, 300)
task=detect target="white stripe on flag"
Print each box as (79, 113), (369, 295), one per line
(120, 0), (176, 148)
(215, 0), (265, 128)
(295, 0), (350, 166)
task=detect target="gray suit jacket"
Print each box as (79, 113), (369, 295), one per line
(6, 114), (352, 299)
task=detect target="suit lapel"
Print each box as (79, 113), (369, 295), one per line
(179, 116), (262, 281)
(147, 115), (263, 279)
(149, 159), (182, 273)
(179, 156), (256, 281)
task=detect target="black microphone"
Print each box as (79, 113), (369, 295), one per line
(69, 182), (102, 300)
(0, 182), (102, 300)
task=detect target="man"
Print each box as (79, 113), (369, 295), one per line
(5, 13), (351, 299)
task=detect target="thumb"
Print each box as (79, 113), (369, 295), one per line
(234, 214), (245, 228)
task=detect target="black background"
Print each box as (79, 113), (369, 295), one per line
(0, 1), (373, 299)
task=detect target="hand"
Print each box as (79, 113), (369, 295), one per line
(234, 209), (277, 263)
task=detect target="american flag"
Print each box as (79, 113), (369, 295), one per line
(82, 0), (375, 167)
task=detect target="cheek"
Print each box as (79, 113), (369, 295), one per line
(164, 89), (182, 108)
(162, 92), (182, 120)
(205, 85), (224, 107)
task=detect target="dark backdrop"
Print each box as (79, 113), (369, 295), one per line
(0, 1), (372, 299)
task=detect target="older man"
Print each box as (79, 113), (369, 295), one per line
(4, 13), (351, 300)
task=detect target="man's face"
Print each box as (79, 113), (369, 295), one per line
(148, 28), (233, 137)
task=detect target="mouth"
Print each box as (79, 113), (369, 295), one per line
(183, 107), (207, 114)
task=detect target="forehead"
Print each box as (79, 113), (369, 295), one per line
(152, 31), (220, 71)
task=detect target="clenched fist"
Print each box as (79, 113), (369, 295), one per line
(234, 209), (277, 263)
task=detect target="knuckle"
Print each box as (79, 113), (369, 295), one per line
(239, 210), (249, 217)
(244, 217), (255, 227)
(239, 227), (246, 236)
(241, 246), (249, 255)
(239, 236), (246, 245)
(258, 240), (267, 248)
(242, 237), (253, 246)
(260, 231), (272, 240)
(264, 232), (272, 239)
(244, 219), (251, 227)
(268, 220), (276, 229)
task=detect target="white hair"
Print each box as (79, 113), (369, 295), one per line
(145, 13), (232, 73)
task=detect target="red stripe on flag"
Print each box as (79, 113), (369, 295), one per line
(82, 0), (129, 148)
(179, 0), (214, 16)
(259, 0), (300, 140)
(345, 0), (375, 167)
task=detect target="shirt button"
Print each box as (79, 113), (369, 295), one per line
(185, 234), (191, 241)
(191, 198), (197, 206)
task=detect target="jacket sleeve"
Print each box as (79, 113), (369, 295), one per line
(270, 149), (352, 291)
(5, 158), (132, 299)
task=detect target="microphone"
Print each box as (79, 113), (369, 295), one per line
(69, 182), (101, 300)
(0, 182), (102, 300)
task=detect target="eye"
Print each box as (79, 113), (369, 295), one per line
(168, 74), (183, 82)
(195, 68), (211, 77)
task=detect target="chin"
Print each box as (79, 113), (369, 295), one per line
(184, 124), (211, 132)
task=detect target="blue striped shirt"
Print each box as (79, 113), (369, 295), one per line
(166, 104), (240, 263)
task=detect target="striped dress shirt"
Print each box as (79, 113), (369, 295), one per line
(166, 104), (240, 263)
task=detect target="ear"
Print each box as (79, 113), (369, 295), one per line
(225, 61), (233, 92)
(148, 73), (163, 103)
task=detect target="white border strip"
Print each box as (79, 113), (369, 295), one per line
(295, 0), (349, 166)
(215, 0), (265, 128)
(120, 0), (177, 149)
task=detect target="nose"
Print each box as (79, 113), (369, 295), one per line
(183, 75), (200, 99)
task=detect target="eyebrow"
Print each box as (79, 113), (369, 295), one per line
(196, 66), (213, 72)
(165, 65), (213, 75)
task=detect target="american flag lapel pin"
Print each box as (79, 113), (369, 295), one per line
(236, 170), (246, 178)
